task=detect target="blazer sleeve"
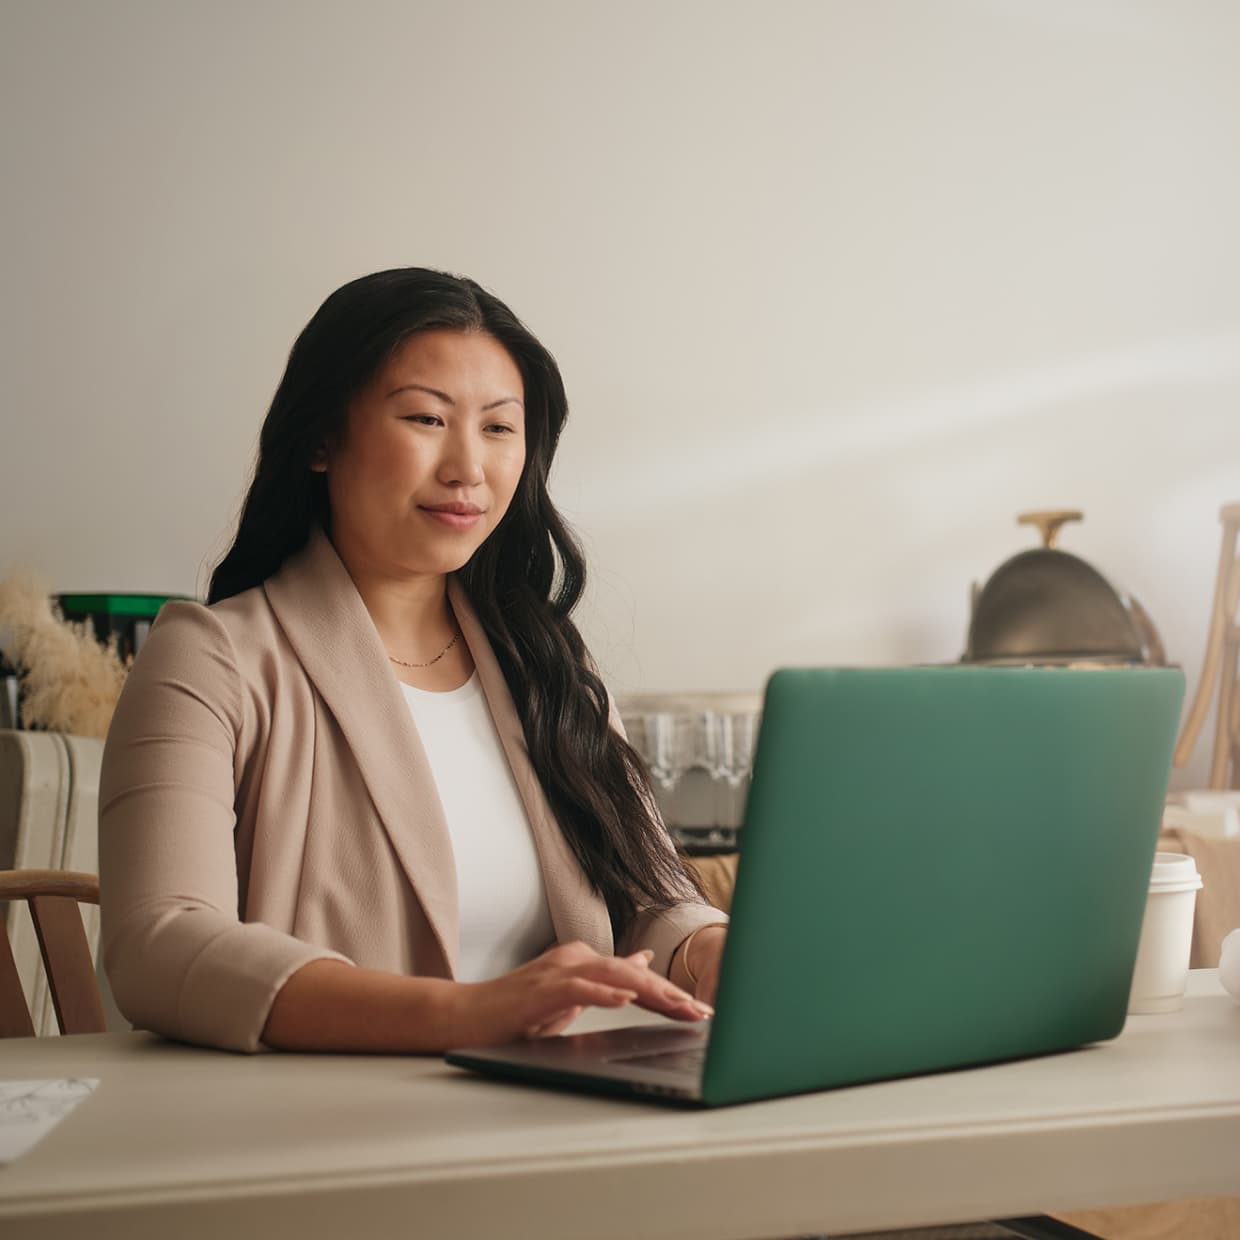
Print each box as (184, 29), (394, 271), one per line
(605, 697), (729, 975)
(99, 601), (352, 1052)
(616, 903), (730, 977)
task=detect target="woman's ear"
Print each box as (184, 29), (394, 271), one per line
(309, 444), (328, 473)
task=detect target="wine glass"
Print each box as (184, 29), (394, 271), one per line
(717, 711), (761, 788)
(643, 711), (722, 790)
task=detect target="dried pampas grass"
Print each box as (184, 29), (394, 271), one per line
(0, 572), (130, 739)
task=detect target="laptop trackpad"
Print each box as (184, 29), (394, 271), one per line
(608, 1044), (707, 1073)
(594, 1023), (710, 1071)
(480, 1022), (710, 1073)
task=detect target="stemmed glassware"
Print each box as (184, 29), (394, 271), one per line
(619, 693), (763, 851)
(715, 711), (759, 788)
(642, 711), (723, 790)
(628, 704), (762, 793)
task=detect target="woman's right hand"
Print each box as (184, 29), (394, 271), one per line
(456, 941), (714, 1045)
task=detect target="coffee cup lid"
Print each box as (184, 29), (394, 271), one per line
(1149, 852), (1203, 893)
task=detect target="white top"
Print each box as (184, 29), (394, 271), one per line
(400, 673), (555, 981)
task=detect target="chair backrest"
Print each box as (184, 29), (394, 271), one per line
(0, 870), (106, 1037)
(1176, 501), (1240, 787)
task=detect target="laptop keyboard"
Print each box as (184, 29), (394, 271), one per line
(610, 1046), (707, 1074)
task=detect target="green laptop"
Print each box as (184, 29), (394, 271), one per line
(446, 665), (1185, 1106)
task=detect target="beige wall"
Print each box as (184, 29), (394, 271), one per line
(3, 1), (1238, 786)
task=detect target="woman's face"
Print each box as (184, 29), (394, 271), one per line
(317, 329), (527, 580)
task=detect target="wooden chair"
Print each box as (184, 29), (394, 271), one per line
(1175, 501), (1240, 787)
(0, 869), (106, 1037)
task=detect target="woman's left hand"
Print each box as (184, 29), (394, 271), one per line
(673, 925), (727, 1008)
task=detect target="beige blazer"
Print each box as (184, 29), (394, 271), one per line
(99, 529), (725, 1052)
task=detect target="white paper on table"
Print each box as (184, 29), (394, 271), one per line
(0, 1079), (98, 1164)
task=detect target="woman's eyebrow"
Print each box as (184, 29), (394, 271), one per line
(385, 384), (523, 412)
(386, 382), (452, 402)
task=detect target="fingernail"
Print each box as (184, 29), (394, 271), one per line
(629, 950), (654, 966)
(693, 1000), (715, 1017)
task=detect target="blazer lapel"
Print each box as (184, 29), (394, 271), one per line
(449, 579), (613, 955)
(264, 530), (460, 975)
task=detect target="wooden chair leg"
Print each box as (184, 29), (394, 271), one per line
(1212, 633), (1239, 787)
(28, 895), (106, 1035)
(0, 914), (38, 1038)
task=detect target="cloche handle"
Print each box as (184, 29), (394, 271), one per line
(1017, 509), (1083, 549)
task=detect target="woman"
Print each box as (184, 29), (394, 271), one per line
(100, 268), (728, 1053)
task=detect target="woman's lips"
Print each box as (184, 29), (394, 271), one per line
(420, 504), (484, 531)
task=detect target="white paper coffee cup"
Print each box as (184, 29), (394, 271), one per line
(1127, 853), (1203, 1014)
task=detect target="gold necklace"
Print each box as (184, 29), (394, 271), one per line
(387, 632), (460, 669)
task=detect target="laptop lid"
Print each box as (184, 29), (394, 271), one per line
(697, 665), (1184, 1105)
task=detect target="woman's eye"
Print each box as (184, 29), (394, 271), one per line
(402, 414), (442, 426)
(485, 423), (516, 435)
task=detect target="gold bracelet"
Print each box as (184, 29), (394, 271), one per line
(678, 922), (728, 987)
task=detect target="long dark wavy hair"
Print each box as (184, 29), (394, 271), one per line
(209, 268), (700, 932)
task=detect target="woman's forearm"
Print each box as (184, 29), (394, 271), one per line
(263, 943), (712, 1053)
(261, 959), (467, 1053)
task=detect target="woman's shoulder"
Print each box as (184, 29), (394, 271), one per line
(133, 586), (285, 696)
(150, 584), (279, 651)
(114, 585), (290, 743)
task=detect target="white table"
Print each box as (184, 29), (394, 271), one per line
(1, 971), (1237, 1239)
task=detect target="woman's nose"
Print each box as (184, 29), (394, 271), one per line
(437, 427), (485, 486)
